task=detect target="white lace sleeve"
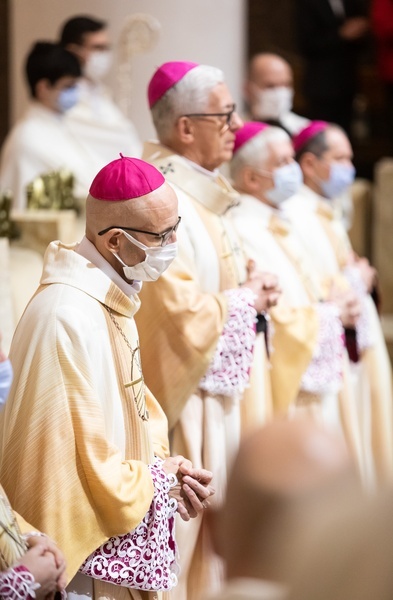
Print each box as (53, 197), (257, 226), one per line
(301, 303), (344, 394)
(0, 565), (40, 599)
(79, 457), (179, 591)
(199, 288), (257, 397)
(344, 265), (374, 352)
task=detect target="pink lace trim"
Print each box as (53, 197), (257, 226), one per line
(0, 565), (40, 599)
(79, 458), (178, 591)
(199, 288), (257, 396)
(344, 266), (374, 352)
(301, 303), (344, 394)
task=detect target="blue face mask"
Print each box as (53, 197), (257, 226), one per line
(0, 359), (13, 407)
(320, 162), (356, 199)
(264, 161), (303, 206)
(57, 85), (80, 113)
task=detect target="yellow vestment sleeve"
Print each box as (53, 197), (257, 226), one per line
(136, 256), (228, 428)
(269, 304), (319, 413)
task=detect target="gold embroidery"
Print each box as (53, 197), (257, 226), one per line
(105, 306), (149, 421)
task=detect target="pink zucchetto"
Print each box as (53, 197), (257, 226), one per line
(148, 61), (199, 108)
(233, 121), (270, 154)
(89, 154), (165, 201)
(292, 121), (329, 153)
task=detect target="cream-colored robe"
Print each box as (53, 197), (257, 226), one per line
(284, 185), (393, 484)
(135, 142), (272, 600)
(0, 102), (101, 210)
(65, 79), (142, 166)
(231, 194), (363, 469)
(0, 239), (170, 600)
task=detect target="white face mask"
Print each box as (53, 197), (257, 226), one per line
(84, 50), (112, 82)
(0, 359), (13, 407)
(264, 161), (303, 206)
(253, 86), (294, 120)
(114, 231), (178, 282)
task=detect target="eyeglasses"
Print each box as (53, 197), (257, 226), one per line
(183, 104), (237, 129)
(98, 216), (181, 247)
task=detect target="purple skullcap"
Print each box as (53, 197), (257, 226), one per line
(233, 121), (271, 154)
(148, 61), (199, 108)
(89, 154), (165, 201)
(292, 121), (329, 153)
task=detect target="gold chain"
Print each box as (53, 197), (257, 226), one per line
(104, 306), (149, 421)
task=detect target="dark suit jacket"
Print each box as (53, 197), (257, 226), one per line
(296, 0), (367, 98)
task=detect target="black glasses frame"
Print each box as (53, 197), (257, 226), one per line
(183, 104), (236, 127)
(98, 216), (181, 247)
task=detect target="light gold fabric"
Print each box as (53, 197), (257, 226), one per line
(0, 241), (169, 593)
(0, 485), (28, 571)
(285, 187), (393, 485)
(138, 142), (271, 600)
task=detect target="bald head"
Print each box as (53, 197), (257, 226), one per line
(213, 417), (356, 582)
(85, 182), (178, 281)
(248, 53), (293, 89)
(246, 53), (294, 121)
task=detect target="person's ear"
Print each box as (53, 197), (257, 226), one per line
(176, 116), (195, 145)
(34, 78), (51, 101)
(104, 229), (123, 252)
(243, 166), (262, 194)
(299, 152), (316, 181)
(65, 42), (84, 62)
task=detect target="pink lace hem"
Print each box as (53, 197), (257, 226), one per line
(0, 565), (40, 599)
(199, 288), (257, 397)
(79, 458), (178, 591)
(344, 266), (374, 352)
(301, 303), (344, 394)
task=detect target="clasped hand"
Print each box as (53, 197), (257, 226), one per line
(162, 456), (215, 521)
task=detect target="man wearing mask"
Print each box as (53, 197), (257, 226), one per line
(244, 53), (309, 136)
(0, 42), (99, 210)
(60, 15), (142, 164)
(284, 121), (393, 485)
(136, 61), (281, 600)
(229, 122), (364, 475)
(0, 155), (214, 599)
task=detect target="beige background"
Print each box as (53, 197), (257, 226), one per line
(9, 0), (246, 142)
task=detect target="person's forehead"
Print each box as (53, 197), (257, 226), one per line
(325, 127), (352, 154)
(254, 57), (292, 85)
(54, 75), (79, 88)
(268, 138), (294, 161)
(123, 183), (178, 218)
(82, 29), (110, 48)
(206, 82), (233, 108)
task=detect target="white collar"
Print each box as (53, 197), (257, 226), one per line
(182, 156), (220, 180)
(76, 236), (142, 297)
(238, 193), (289, 225)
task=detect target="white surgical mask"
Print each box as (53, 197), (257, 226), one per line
(114, 231), (178, 282)
(0, 359), (13, 407)
(57, 85), (80, 113)
(84, 50), (113, 82)
(319, 162), (356, 199)
(253, 87), (294, 120)
(263, 161), (303, 206)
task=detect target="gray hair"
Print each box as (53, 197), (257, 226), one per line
(151, 64), (225, 143)
(230, 126), (290, 181)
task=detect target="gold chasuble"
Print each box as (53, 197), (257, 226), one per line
(0, 241), (170, 600)
(137, 142), (272, 600)
(285, 186), (393, 485)
(138, 142), (272, 431)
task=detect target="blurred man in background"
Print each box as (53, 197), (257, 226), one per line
(60, 15), (141, 164)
